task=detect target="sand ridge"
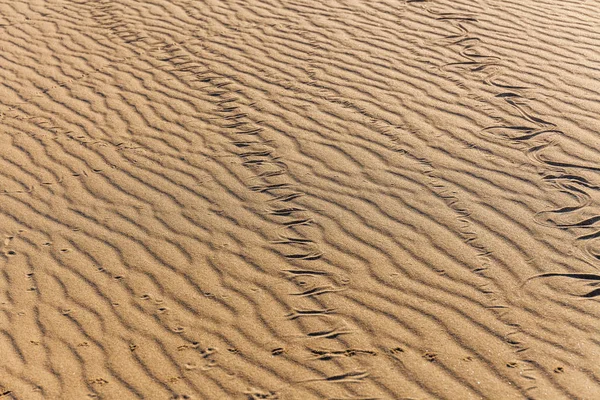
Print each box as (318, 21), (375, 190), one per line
(0, 0), (599, 399)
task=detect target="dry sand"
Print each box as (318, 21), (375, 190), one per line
(0, 0), (599, 399)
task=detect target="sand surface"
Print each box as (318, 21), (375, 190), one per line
(0, 0), (599, 399)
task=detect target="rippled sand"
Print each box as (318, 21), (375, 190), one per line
(0, 0), (599, 399)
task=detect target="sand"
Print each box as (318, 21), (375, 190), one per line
(0, 0), (599, 399)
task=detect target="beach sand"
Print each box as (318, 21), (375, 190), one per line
(0, 0), (599, 398)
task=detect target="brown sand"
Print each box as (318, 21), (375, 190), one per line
(0, 0), (599, 399)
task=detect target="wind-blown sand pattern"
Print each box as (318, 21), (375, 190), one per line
(0, 0), (599, 398)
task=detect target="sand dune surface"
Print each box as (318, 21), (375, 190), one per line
(0, 0), (599, 399)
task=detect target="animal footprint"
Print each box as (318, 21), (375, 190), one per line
(423, 351), (438, 362)
(243, 388), (279, 400)
(88, 378), (108, 386)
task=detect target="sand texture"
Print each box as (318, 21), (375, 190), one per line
(0, 0), (599, 399)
